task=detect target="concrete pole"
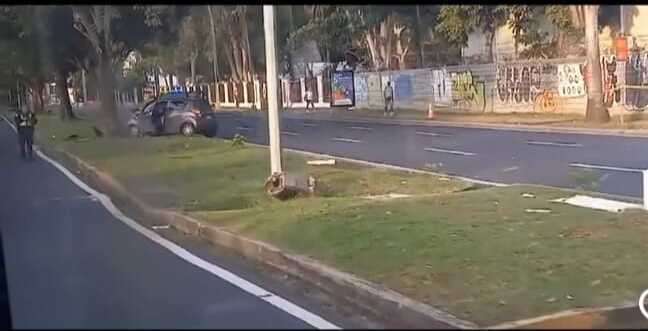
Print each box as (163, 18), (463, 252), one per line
(263, 5), (283, 174)
(82, 69), (87, 102)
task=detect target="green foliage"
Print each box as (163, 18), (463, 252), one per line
(231, 133), (247, 147)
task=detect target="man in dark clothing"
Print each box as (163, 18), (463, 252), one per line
(151, 102), (167, 136)
(13, 108), (38, 160)
(383, 81), (394, 117)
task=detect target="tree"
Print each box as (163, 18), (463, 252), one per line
(0, 6), (48, 113)
(436, 5), (509, 63)
(287, 6), (353, 64)
(72, 5), (175, 134)
(584, 5), (609, 123)
(38, 6), (95, 120)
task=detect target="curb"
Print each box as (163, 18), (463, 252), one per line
(41, 145), (478, 330)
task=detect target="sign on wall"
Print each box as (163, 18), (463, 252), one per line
(331, 70), (355, 107)
(558, 63), (585, 97)
(394, 74), (413, 101)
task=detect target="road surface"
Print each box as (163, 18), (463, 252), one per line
(0, 118), (374, 329)
(210, 111), (648, 200)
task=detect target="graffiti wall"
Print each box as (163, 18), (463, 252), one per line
(450, 71), (486, 111)
(492, 60), (586, 113)
(431, 69), (452, 105)
(625, 51), (648, 109)
(354, 74), (368, 105)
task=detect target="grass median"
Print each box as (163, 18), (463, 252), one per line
(33, 110), (648, 326)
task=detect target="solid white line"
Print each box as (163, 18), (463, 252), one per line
(424, 147), (476, 156)
(331, 137), (362, 143)
(236, 126), (251, 131)
(348, 126), (372, 131)
(569, 162), (643, 173)
(282, 131), (300, 136)
(303, 123), (318, 128)
(0, 117), (340, 330)
(527, 140), (583, 148)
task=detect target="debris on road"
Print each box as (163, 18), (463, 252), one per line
(307, 159), (336, 166)
(551, 195), (641, 213)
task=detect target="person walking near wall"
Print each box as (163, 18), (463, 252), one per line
(383, 81), (394, 117)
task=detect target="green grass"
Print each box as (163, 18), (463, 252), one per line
(35, 111), (648, 326)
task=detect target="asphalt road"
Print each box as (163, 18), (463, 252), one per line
(209, 111), (648, 199)
(0, 119), (370, 329)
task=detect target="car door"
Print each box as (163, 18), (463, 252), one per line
(138, 101), (161, 134)
(164, 99), (188, 134)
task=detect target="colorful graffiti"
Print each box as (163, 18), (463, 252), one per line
(354, 75), (369, 104)
(557, 63), (585, 98)
(496, 64), (543, 104)
(450, 71), (486, 111)
(431, 69), (452, 105)
(601, 55), (621, 107)
(533, 90), (559, 112)
(625, 51), (648, 110)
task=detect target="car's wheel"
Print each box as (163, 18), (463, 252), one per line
(129, 125), (140, 137)
(180, 122), (195, 137)
(203, 122), (218, 138)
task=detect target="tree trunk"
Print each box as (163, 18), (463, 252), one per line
(55, 69), (76, 120)
(584, 5), (610, 123)
(415, 5), (424, 68)
(241, 12), (254, 81)
(485, 29), (496, 63)
(190, 53), (197, 87)
(207, 5), (220, 107)
(98, 53), (119, 134)
(154, 65), (160, 97)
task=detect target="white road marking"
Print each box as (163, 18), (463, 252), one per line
(152, 225), (171, 230)
(501, 166), (520, 173)
(415, 131), (448, 137)
(331, 137), (362, 143)
(527, 140), (583, 148)
(424, 147), (476, 156)
(569, 162), (643, 173)
(348, 126), (372, 131)
(0, 117), (340, 330)
(236, 126), (251, 131)
(282, 131), (300, 136)
(303, 123), (318, 128)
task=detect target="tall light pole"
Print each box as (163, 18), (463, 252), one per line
(263, 5), (283, 175)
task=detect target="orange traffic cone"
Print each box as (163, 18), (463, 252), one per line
(427, 104), (435, 119)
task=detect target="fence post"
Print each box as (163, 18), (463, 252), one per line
(317, 75), (324, 104)
(224, 82), (230, 104)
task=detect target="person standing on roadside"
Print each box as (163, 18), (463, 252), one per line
(13, 107), (38, 160)
(304, 88), (314, 111)
(383, 81), (394, 117)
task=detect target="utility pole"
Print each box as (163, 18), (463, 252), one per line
(263, 5), (283, 175)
